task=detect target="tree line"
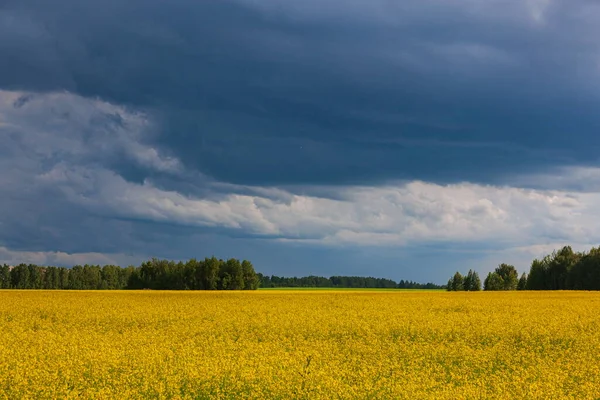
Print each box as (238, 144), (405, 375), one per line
(0, 257), (259, 290)
(525, 245), (600, 290)
(448, 245), (600, 291)
(259, 274), (444, 289)
(447, 269), (482, 291)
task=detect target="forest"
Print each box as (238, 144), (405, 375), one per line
(259, 274), (443, 289)
(7, 244), (598, 291)
(448, 245), (600, 291)
(0, 257), (443, 290)
(0, 257), (259, 290)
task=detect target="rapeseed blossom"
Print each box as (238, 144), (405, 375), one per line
(0, 290), (598, 399)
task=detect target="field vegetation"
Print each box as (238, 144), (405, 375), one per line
(1, 290), (599, 399)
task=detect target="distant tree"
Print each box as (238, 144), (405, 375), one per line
(42, 267), (55, 289)
(0, 264), (11, 289)
(185, 259), (202, 290)
(50, 267), (61, 289)
(101, 265), (121, 290)
(68, 266), (84, 289)
(526, 258), (547, 290)
(484, 272), (504, 291)
(220, 272), (232, 290)
(11, 264), (30, 289)
(450, 272), (464, 291)
(462, 270), (481, 291)
(0, 257), (450, 291)
(59, 267), (70, 289)
(202, 257), (220, 290)
(448, 270), (481, 291)
(28, 264), (42, 289)
(471, 271), (482, 291)
(83, 265), (102, 289)
(221, 259), (244, 290)
(568, 247), (600, 290)
(463, 270), (473, 291)
(547, 246), (579, 290)
(241, 260), (259, 290)
(126, 267), (144, 289)
(494, 264), (518, 290)
(517, 273), (528, 290)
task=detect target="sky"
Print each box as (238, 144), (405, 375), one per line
(2, 0), (600, 283)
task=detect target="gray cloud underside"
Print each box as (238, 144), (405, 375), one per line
(2, 91), (600, 258)
(2, 0), (600, 185)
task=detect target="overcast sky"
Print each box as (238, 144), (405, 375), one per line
(2, 0), (600, 282)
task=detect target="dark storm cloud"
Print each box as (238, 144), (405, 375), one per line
(2, 0), (600, 185)
(4, 0), (600, 281)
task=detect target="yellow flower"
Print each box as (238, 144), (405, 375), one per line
(0, 290), (598, 399)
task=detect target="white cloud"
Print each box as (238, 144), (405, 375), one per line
(0, 246), (140, 267)
(2, 89), (600, 258)
(35, 161), (600, 248)
(0, 90), (181, 174)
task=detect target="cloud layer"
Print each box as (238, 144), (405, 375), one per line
(2, 90), (599, 269)
(2, 0), (600, 186)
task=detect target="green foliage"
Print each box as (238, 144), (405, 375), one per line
(484, 272), (504, 291)
(1, 257), (260, 291)
(526, 258), (547, 290)
(259, 274), (443, 289)
(463, 270), (482, 291)
(447, 270), (481, 291)
(568, 247), (600, 290)
(0, 264), (11, 289)
(525, 245), (600, 291)
(494, 264), (518, 290)
(461, 273), (470, 291)
(517, 273), (528, 290)
(471, 271), (482, 291)
(450, 272), (464, 291)
(242, 260), (259, 290)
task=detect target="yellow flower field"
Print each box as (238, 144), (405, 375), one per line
(0, 290), (599, 399)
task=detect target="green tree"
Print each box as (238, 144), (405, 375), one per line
(68, 266), (84, 289)
(82, 265), (102, 289)
(221, 259), (244, 290)
(202, 257), (220, 290)
(11, 264), (30, 289)
(526, 258), (547, 290)
(101, 265), (121, 289)
(59, 267), (70, 289)
(185, 259), (202, 290)
(49, 267), (61, 289)
(220, 272), (232, 290)
(470, 271), (482, 291)
(495, 264), (518, 290)
(569, 247), (600, 290)
(42, 267), (56, 289)
(0, 264), (11, 289)
(241, 260), (259, 290)
(547, 246), (579, 290)
(28, 264), (42, 289)
(462, 270), (481, 291)
(463, 270), (473, 291)
(517, 273), (528, 290)
(484, 272), (504, 291)
(450, 272), (464, 291)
